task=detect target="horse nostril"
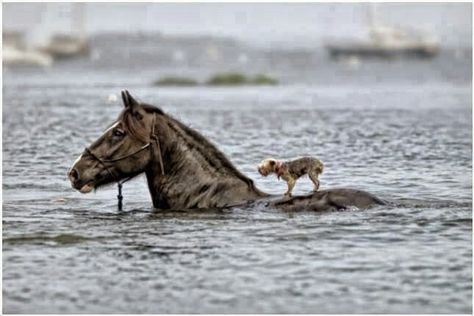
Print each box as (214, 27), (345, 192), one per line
(69, 169), (79, 182)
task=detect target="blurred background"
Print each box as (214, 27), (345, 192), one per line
(3, 3), (472, 314)
(3, 2), (472, 85)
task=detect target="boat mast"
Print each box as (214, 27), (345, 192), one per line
(72, 3), (86, 39)
(368, 3), (379, 31)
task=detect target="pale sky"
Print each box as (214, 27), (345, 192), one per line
(3, 2), (472, 48)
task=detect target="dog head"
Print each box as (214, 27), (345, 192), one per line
(257, 158), (278, 176)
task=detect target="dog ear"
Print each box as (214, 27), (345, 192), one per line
(269, 160), (276, 166)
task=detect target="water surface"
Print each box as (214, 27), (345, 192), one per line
(3, 52), (472, 313)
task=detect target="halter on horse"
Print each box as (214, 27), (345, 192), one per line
(83, 113), (164, 210)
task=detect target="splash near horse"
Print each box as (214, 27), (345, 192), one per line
(68, 90), (384, 211)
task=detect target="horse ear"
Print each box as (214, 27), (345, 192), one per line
(125, 90), (139, 107)
(121, 90), (140, 115)
(121, 90), (129, 108)
(125, 90), (139, 114)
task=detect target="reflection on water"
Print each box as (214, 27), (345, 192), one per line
(3, 55), (472, 313)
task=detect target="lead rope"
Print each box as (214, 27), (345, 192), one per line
(117, 113), (165, 211)
(117, 182), (123, 211)
(117, 140), (163, 211)
(150, 114), (165, 176)
(154, 135), (165, 176)
(117, 177), (134, 211)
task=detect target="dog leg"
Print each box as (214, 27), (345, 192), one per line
(309, 171), (320, 191)
(285, 178), (296, 197)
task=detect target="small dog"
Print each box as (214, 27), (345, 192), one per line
(257, 157), (324, 197)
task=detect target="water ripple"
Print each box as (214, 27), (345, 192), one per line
(3, 81), (471, 313)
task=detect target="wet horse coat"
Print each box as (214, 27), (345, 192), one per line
(69, 90), (384, 211)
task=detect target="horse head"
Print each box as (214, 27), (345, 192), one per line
(68, 90), (164, 193)
(69, 90), (264, 209)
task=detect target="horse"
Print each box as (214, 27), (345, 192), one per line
(68, 90), (385, 211)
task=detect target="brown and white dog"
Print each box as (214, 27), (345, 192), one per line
(257, 157), (324, 197)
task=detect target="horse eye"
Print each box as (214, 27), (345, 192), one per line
(113, 129), (125, 137)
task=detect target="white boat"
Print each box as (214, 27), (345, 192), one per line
(39, 3), (90, 59)
(40, 34), (89, 59)
(3, 45), (53, 67)
(3, 31), (53, 67)
(326, 4), (439, 59)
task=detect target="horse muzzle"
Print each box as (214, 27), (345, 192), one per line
(68, 168), (94, 193)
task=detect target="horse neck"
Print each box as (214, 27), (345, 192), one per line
(144, 115), (264, 208)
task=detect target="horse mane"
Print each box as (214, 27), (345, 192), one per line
(169, 114), (255, 187)
(119, 102), (255, 188)
(117, 103), (164, 143)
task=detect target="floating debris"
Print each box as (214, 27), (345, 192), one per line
(107, 93), (118, 103)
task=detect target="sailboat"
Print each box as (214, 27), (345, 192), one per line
(3, 31), (53, 67)
(39, 3), (89, 59)
(325, 4), (439, 59)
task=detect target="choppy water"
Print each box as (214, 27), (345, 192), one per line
(3, 51), (472, 313)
